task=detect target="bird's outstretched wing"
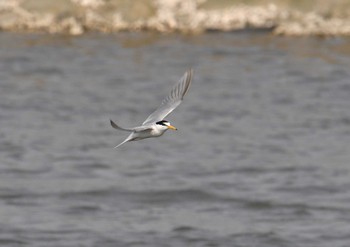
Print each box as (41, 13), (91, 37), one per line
(110, 120), (134, 132)
(110, 119), (153, 132)
(114, 133), (133, 148)
(142, 69), (193, 125)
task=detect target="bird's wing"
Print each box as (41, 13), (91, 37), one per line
(114, 134), (133, 148)
(142, 69), (193, 125)
(132, 125), (154, 132)
(110, 119), (134, 132)
(111, 119), (154, 132)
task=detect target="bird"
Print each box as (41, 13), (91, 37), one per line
(110, 69), (193, 148)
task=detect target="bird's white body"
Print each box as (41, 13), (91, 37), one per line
(110, 69), (193, 148)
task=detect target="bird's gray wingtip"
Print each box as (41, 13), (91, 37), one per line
(110, 119), (118, 129)
(182, 69), (193, 97)
(186, 69), (194, 81)
(187, 68), (194, 75)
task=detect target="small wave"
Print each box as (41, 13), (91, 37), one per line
(64, 204), (103, 215)
(59, 187), (224, 205)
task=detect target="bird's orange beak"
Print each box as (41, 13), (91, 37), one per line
(167, 125), (177, 130)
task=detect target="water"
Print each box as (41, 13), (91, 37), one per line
(1, 32), (350, 247)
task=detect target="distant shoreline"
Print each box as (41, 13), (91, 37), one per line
(2, 0), (350, 36)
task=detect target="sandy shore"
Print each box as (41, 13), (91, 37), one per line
(1, 0), (350, 36)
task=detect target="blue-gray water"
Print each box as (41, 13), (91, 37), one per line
(1, 32), (350, 247)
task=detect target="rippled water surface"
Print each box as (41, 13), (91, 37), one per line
(1, 32), (350, 246)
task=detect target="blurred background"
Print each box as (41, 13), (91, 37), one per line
(1, 1), (350, 247)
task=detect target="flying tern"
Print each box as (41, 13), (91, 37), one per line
(110, 69), (193, 148)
